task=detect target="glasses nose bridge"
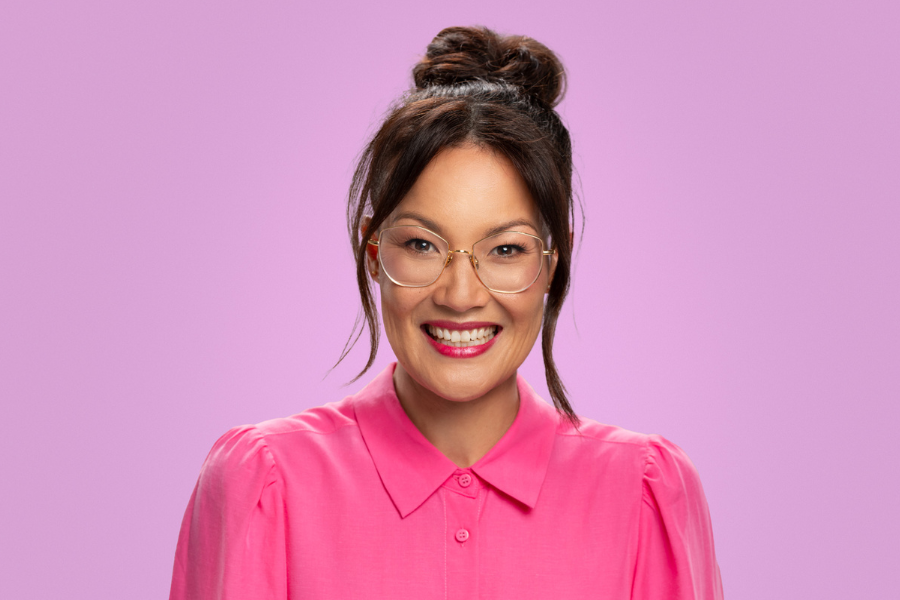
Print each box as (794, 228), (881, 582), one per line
(443, 248), (479, 277)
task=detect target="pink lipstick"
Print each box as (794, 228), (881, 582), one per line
(421, 321), (501, 358)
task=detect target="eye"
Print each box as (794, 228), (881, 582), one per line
(404, 238), (438, 254)
(491, 244), (526, 257)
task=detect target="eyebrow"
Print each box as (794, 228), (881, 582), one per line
(483, 218), (540, 238)
(391, 211), (540, 239)
(391, 212), (444, 235)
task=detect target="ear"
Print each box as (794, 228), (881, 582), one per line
(545, 231), (571, 293)
(546, 248), (559, 293)
(361, 217), (379, 280)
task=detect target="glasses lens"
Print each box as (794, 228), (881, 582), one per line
(473, 232), (544, 293)
(378, 226), (448, 286)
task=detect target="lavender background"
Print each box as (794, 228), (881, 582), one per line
(2, 2), (898, 599)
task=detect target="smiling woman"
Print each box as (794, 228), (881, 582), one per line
(169, 26), (724, 600)
(369, 146), (555, 466)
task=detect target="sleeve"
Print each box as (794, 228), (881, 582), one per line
(631, 434), (724, 600)
(169, 425), (287, 600)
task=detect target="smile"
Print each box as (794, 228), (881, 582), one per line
(425, 324), (498, 347)
(420, 322), (502, 358)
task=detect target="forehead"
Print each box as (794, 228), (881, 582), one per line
(389, 144), (541, 242)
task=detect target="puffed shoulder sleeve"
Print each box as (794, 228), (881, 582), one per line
(169, 425), (287, 600)
(632, 435), (724, 600)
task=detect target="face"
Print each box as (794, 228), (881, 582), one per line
(367, 143), (557, 403)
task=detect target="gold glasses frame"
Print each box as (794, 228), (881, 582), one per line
(367, 225), (555, 294)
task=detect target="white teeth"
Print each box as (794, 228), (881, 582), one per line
(426, 325), (498, 347)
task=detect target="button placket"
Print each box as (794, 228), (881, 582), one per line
(441, 478), (484, 599)
(443, 469), (479, 498)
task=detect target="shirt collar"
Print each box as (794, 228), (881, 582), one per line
(353, 363), (560, 518)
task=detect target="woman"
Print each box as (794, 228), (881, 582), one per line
(169, 26), (723, 599)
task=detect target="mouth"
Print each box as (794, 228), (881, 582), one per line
(423, 324), (500, 347)
(420, 322), (502, 358)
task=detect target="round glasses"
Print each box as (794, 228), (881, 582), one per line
(367, 225), (554, 294)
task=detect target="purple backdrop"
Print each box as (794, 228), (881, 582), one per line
(2, 2), (898, 598)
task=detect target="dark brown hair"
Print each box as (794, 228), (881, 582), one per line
(337, 25), (579, 426)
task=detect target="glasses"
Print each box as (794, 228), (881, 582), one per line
(367, 225), (554, 294)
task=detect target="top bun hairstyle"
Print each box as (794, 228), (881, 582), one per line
(412, 26), (566, 109)
(341, 26), (578, 426)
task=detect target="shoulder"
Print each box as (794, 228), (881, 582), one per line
(202, 397), (357, 472)
(553, 415), (648, 468)
(254, 395), (358, 439)
(554, 416), (702, 491)
(190, 424), (280, 517)
(202, 423), (274, 481)
(640, 433), (707, 517)
(203, 396), (367, 488)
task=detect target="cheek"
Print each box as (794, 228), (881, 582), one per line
(379, 283), (426, 341)
(505, 290), (546, 341)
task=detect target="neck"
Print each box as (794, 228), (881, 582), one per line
(392, 364), (520, 469)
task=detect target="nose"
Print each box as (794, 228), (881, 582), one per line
(431, 251), (491, 313)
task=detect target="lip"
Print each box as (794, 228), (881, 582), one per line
(423, 320), (499, 331)
(421, 322), (502, 359)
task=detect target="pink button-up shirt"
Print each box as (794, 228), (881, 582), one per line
(169, 363), (723, 599)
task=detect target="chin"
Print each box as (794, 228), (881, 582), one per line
(416, 362), (508, 403)
(432, 384), (490, 403)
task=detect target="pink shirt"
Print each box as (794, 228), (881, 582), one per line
(169, 363), (723, 599)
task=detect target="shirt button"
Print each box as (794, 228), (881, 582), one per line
(455, 528), (470, 543)
(458, 473), (472, 487)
